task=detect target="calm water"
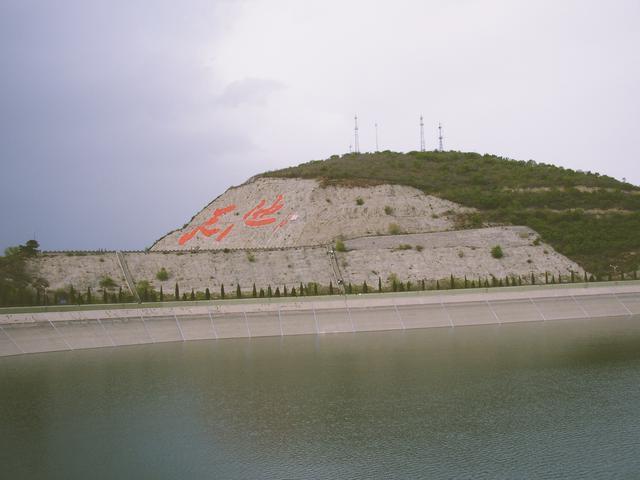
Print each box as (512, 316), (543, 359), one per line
(2, 317), (640, 479)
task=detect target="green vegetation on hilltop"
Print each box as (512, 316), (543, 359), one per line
(263, 151), (640, 274)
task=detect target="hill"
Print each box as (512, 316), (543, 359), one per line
(262, 151), (640, 275)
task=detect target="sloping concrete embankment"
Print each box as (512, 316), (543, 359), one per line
(1, 283), (638, 357)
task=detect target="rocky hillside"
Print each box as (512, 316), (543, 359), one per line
(262, 151), (640, 275)
(151, 178), (471, 251)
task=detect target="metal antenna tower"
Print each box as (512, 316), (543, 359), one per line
(438, 122), (444, 152)
(375, 122), (379, 152)
(420, 115), (425, 152)
(354, 115), (360, 153)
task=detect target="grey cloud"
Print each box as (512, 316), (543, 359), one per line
(216, 78), (285, 107)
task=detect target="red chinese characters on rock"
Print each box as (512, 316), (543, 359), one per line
(243, 194), (284, 227)
(178, 205), (236, 245)
(178, 194), (286, 246)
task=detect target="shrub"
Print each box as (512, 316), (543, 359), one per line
(246, 252), (256, 262)
(99, 276), (117, 289)
(415, 245), (424, 252)
(396, 244), (412, 250)
(384, 205), (394, 215)
(335, 239), (347, 252)
(388, 223), (401, 235)
(356, 197), (364, 206)
(156, 268), (169, 281)
(491, 245), (504, 259)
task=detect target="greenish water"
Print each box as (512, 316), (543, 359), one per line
(2, 317), (640, 479)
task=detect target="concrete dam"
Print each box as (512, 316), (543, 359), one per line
(1, 283), (638, 357)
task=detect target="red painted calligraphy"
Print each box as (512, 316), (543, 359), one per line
(178, 194), (289, 246)
(178, 204), (236, 245)
(243, 194), (284, 227)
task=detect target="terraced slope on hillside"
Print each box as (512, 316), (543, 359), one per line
(263, 151), (640, 275)
(150, 178), (471, 251)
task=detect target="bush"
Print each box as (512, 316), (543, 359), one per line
(99, 276), (117, 289)
(491, 245), (504, 259)
(335, 239), (347, 252)
(384, 205), (394, 215)
(388, 223), (402, 235)
(356, 197), (364, 206)
(246, 252), (256, 262)
(156, 268), (169, 281)
(415, 245), (424, 252)
(396, 244), (412, 250)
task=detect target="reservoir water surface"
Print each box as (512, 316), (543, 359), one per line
(2, 316), (640, 479)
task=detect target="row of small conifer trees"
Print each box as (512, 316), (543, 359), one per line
(18, 269), (640, 307)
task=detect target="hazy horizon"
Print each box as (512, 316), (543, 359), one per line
(2, 0), (639, 252)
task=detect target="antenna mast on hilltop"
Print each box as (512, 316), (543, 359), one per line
(354, 115), (360, 153)
(438, 122), (444, 151)
(420, 116), (425, 152)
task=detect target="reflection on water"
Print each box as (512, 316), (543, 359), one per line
(2, 316), (640, 479)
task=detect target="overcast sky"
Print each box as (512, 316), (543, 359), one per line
(1, 0), (638, 252)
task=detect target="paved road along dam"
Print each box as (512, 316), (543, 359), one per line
(1, 283), (639, 357)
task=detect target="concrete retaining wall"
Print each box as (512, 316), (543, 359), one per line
(1, 284), (638, 357)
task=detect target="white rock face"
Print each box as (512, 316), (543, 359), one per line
(151, 177), (470, 251)
(338, 226), (584, 286)
(29, 227), (584, 295)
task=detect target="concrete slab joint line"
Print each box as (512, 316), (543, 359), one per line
(570, 295), (590, 318)
(139, 313), (155, 343)
(207, 308), (218, 339)
(277, 307), (284, 336)
(0, 324), (24, 354)
(171, 309), (185, 341)
(486, 300), (501, 324)
(243, 309), (251, 337)
(613, 293), (634, 316)
(529, 298), (547, 321)
(116, 251), (140, 302)
(97, 317), (116, 346)
(393, 300), (406, 329)
(441, 297), (454, 328)
(48, 319), (73, 350)
(345, 300), (355, 332)
(312, 305), (320, 334)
